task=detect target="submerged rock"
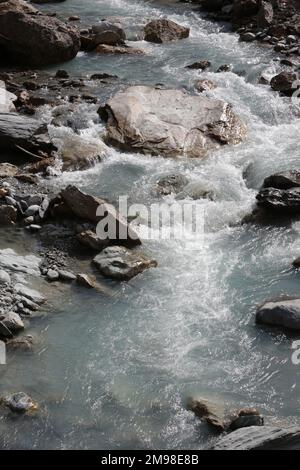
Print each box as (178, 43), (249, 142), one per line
(155, 174), (189, 196)
(187, 397), (226, 432)
(256, 298), (300, 331)
(93, 246), (157, 281)
(144, 19), (189, 43)
(0, 0), (80, 67)
(212, 426), (300, 450)
(104, 86), (246, 158)
(1, 392), (38, 414)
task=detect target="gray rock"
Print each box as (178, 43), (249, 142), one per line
(0, 311), (24, 332)
(46, 269), (59, 282)
(0, 321), (13, 339)
(0, 112), (54, 154)
(76, 273), (95, 289)
(105, 86), (246, 158)
(1, 392), (38, 414)
(4, 196), (17, 207)
(93, 246), (157, 281)
(212, 426), (300, 450)
(187, 397), (226, 432)
(0, 81), (16, 113)
(58, 270), (76, 282)
(25, 205), (40, 217)
(14, 283), (46, 305)
(156, 174), (189, 196)
(0, 248), (41, 275)
(256, 299), (300, 331)
(257, 1), (273, 29)
(270, 71), (298, 95)
(0, 162), (18, 178)
(0, 269), (11, 285)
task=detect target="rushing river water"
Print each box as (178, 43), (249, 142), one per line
(1, 0), (300, 450)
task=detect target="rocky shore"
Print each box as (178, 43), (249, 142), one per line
(0, 0), (300, 450)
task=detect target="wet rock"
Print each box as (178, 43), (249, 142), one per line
(144, 19), (190, 43)
(76, 273), (95, 289)
(77, 230), (108, 251)
(240, 32), (256, 42)
(95, 44), (145, 55)
(6, 335), (35, 352)
(263, 171), (300, 190)
(0, 0), (80, 67)
(270, 71), (298, 95)
(194, 79), (217, 93)
(0, 205), (17, 225)
(256, 187), (300, 215)
(186, 60), (211, 70)
(187, 397), (226, 432)
(0, 311), (24, 333)
(90, 73), (118, 80)
(212, 426), (300, 450)
(1, 392), (38, 414)
(256, 298), (300, 331)
(0, 321), (13, 339)
(176, 181), (216, 201)
(60, 185), (141, 246)
(292, 257), (300, 269)
(89, 22), (126, 46)
(56, 133), (107, 171)
(104, 86), (246, 158)
(93, 246), (157, 281)
(156, 174), (189, 196)
(217, 64), (231, 72)
(230, 409), (264, 431)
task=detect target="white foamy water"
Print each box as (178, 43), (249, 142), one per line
(1, 0), (300, 450)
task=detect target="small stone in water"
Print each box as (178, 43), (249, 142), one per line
(2, 392), (38, 413)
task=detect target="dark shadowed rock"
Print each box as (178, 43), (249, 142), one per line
(144, 19), (190, 43)
(256, 298), (300, 331)
(93, 246), (157, 281)
(155, 174), (189, 196)
(270, 71), (298, 95)
(104, 86), (246, 158)
(263, 171), (300, 190)
(257, 1), (274, 28)
(0, 0), (80, 67)
(256, 187), (300, 214)
(212, 426), (300, 450)
(194, 79), (217, 93)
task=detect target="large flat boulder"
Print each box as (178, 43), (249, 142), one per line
(0, 0), (80, 67)
(0, 113), (55, 154)
(212, 426), (300, 450)
(256, 298), (300, 331)
(104, 86), (246, 158)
